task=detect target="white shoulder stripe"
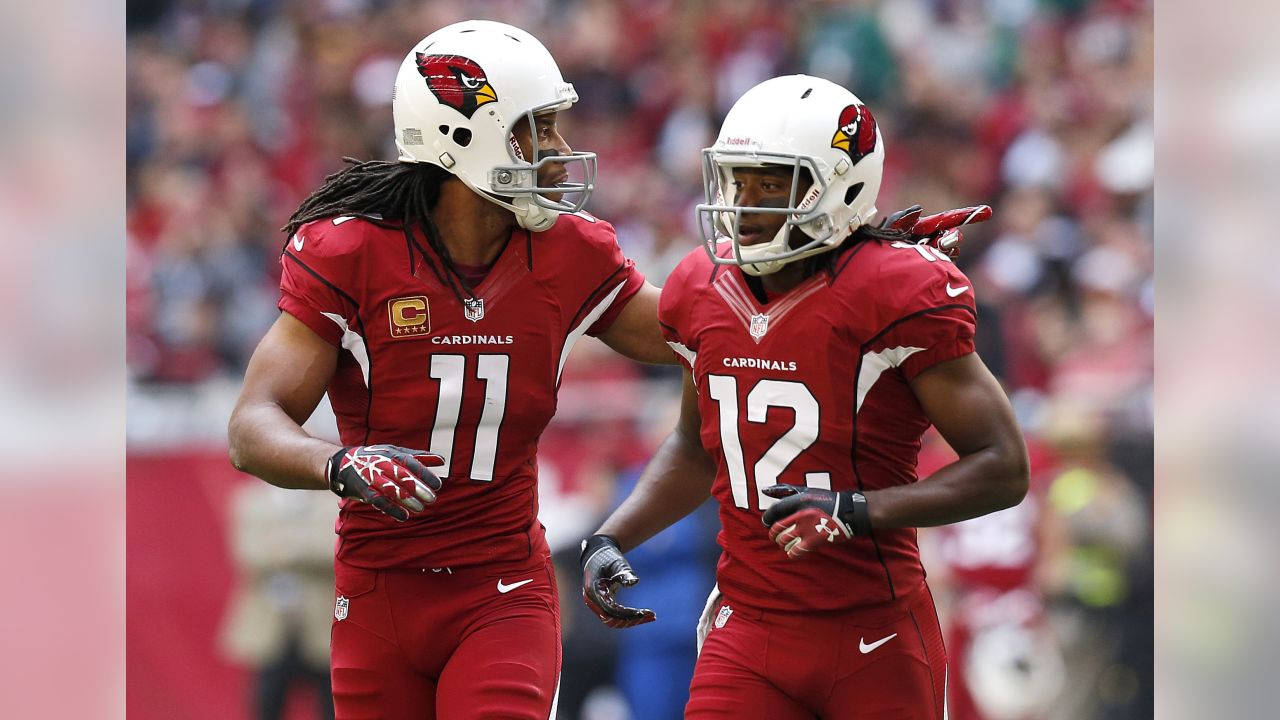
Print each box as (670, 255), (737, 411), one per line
(855, 346), (924, 412)
(321, 312), (370, 387)
(557, 280), (629, 384)
(667, 340), (697, 369)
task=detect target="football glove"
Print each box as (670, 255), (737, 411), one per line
(760, 484), (872, 559)
(881, 204), (993, 259)
(580, 534), (656, 628)
(326, 445), (444, 522)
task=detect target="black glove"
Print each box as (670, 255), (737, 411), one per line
(580, 534), (656, 628)
(760, 485), (871, 559)
(327, 445), (444, 522)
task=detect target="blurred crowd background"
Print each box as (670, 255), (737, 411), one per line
(125, 1), (1152, 719)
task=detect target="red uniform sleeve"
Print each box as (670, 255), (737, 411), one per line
(656, 249), (705, 372)
(889, 307), (977, 380)
(868, 245), (978, 380)
(585, 257), (644, 336)
(554, 214), (647, 337)
(277, 219), (365, 347)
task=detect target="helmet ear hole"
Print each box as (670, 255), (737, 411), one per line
(452, 128), (473, 147)
(844, 182), (864, 207)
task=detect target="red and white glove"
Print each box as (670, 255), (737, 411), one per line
(881, 204), (994, 259)
(760, 485), (871, 559)
(327, 445), (444, 521)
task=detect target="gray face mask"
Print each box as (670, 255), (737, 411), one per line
(696, 151), (849, 276)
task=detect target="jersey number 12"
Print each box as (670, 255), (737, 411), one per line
(706, 375), (831, 510)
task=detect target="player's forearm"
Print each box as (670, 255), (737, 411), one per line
(596, 429), (716, 552)
(865, 443), (1028, 529)
(227, 401), (338, 491)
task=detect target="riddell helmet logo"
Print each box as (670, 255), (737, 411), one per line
(831, 104), (877, 164)
(415, 53), (498, 119)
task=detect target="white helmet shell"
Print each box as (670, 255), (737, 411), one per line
(392, 20), (596, 231)
(697, 75), (885, 275)
(965, 623), (1066, 719)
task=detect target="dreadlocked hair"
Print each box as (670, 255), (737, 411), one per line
(282, 157), (474, 305)
(799, 218), (914, 277)
(854, 221), (913, 243)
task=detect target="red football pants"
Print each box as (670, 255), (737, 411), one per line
(686, 585), (948, 719)
(329, 547), (560, 720)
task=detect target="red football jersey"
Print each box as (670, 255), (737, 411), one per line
(279, 212), (644, 570)
(659, 238), (977, 612)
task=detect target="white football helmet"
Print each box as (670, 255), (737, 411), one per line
(392, 20), (596, 231)
(965, 622), (1066, 720)
(697, 75), (885, 275)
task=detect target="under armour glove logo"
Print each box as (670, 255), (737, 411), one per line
(814, 516), (842, 542)
(327, 445), (444, 522)
(761, 485), (870, 559)
(580, 534), (656, 628)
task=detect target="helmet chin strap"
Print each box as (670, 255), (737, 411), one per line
(473, 186), (561, 232)
(736, 213), (859, 276)
(737, 223), (792, 276)
(515, 201), (558, 231)
(740, 259), (783, 276)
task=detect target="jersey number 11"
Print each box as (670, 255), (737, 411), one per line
(428, 354), (509, 482)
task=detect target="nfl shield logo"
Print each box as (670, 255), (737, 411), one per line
(463, 297), (485, 322)
(335, 595), (349, 621)
(714, 604), (733, 629)
(749, 313), (770, 339)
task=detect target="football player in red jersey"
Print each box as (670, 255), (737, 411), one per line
(580, 75), (1029, 719)
(228, 18), (996, 716)
(226, 20), (673, 720)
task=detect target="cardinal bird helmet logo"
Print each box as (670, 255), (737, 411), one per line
(831, 104), (877, 165)
(415, 53), (498, 119)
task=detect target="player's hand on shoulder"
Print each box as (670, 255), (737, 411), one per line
(580, 534), (656, 628)
(760, 484), (872, 559)
(326, 445), (445, 521)
(880, 204), (993, 259)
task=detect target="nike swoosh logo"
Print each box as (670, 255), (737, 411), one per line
(945, 283), (969, 297)
(859, 632), (898, 653)
(292, 234), (304, 251)
(497, 578), (534, 594)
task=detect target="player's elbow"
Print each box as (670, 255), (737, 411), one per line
(226, 410), (254, 474)
(990, 444), (1030, 510)
(227, 442), (248, 475)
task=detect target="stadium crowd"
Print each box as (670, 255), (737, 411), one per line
(127, 1), (1151, 719)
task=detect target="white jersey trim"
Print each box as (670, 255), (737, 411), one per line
(322, 312), (370, 387)
(557, 280), (629, 384)
(547, 669), (561, 720)
(667, 340), (697, 370)
(942, 664), (949, 720)
(695, 583), (722, 654)
(855, 346), (924, 412)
